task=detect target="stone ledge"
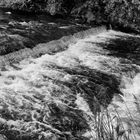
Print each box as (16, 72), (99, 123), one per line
(0, 26), (107, 67)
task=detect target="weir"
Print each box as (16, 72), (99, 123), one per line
(0, 26), (106, 67)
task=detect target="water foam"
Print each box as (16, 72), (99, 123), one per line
(0, 30), (140, 139)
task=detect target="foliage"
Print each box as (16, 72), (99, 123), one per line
(71, 0), (140, 30)
(0, 0), (30, 10)
(103, 0), (140, 30)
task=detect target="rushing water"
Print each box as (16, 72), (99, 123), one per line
(0, 8), (140, 140)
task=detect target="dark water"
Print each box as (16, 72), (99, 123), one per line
(0, 8), (90, 55)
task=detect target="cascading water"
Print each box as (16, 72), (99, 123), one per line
(0, 8), (140, 140)
(0, 28), (140, 140)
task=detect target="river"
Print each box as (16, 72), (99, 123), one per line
(0, 8), (140, 140)
(0, 8), (90, 55)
